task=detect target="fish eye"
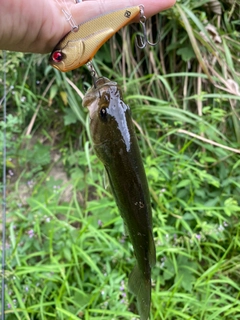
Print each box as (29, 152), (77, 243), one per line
(100, 107), (107, 120)
(52, 51), (64, 63)
(98, 92), (110, 121)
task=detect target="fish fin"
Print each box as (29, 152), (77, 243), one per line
(128, 264), (151, 320)
(103, 168), (110, 190)
(149, 233), (156, 268)
(123, 222), (129, 236)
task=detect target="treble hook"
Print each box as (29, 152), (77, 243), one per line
(136, 5), (159, 49)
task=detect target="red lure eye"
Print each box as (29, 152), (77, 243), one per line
(52, 51), (63, 63)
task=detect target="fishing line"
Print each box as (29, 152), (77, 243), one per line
(54, 0), (78, 30)
(1, 50), (7, 320)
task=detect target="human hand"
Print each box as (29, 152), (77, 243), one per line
(0, 0), (176, 54)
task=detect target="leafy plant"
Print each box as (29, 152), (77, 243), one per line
(1, 0), (240, 319)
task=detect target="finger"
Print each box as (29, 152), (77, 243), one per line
(70, 0), (176, 27)
(48, 0), (175, 53)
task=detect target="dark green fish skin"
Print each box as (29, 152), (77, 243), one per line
(83, 77), (156, 320)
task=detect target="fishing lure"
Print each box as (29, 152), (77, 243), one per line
(49, 6), (141, 72)
(83, 77), (156, 320)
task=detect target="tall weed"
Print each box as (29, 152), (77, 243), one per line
(0, 0), (239, 318)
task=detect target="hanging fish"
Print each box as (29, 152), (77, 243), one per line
(83, 77), (156, 320)
(49, 6), (140, 72)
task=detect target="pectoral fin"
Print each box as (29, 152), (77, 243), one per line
(128, 264), (151, 320)
(149, 232), (156, 268)
(103, 168), (110, 190)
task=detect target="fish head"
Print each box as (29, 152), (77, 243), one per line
(82, 77), (118, 145)
(49, 36), (85, 72)
(83, 77), (131, 148)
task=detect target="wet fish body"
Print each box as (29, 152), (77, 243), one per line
(83, 77), (156, 320)
(49, 7), (140, 72)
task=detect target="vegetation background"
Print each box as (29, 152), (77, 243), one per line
(0, 0), (240, 319)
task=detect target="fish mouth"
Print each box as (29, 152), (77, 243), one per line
(82, 77), (117, 109)
(94, 77), (117, 89)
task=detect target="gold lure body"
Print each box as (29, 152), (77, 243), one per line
(49, 6), (140, 72)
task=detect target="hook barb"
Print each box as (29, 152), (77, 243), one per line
(135, 5), (159, 49)
(135, 20), (147, 49)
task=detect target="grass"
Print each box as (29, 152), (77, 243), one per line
(1, 0), (240, 319)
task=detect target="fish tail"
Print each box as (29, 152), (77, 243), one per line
(128, 264), (151, 320)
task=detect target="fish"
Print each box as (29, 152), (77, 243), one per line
(49, 6), (140, 72)
(82, 77), (156, 320)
